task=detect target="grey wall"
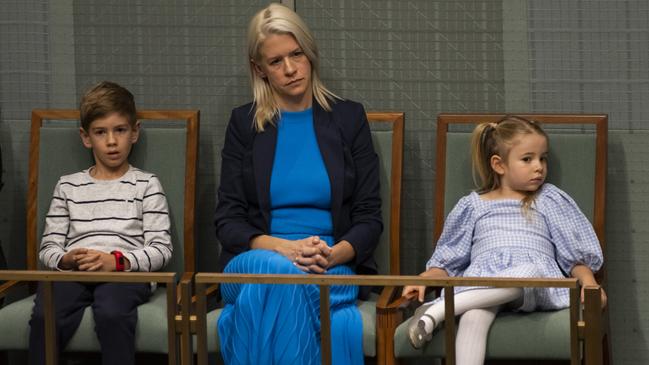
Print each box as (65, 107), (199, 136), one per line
(1, 1), (648, 363)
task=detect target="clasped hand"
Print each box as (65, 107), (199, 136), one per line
(58, 248), (117, 272)
(289, 236), (332, 274)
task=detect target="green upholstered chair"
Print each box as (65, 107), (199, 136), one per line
(385, 113), (610, 365)
(0, 109), (199, 364)
(183, 112), (404, 365)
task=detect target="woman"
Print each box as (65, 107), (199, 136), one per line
(214, 3), (382, 365)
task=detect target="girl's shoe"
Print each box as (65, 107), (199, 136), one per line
(407, 303), (435, 349)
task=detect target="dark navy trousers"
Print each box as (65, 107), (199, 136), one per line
(28, 281), (151, 365)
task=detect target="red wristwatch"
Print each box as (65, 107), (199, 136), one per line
(111, 250), (125, 271)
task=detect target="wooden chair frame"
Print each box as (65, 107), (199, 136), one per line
(378, 113), (609, 365)
(179, 112), (404, 365)
(0, 109), (199, 365)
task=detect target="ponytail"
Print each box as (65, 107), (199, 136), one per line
(471, 122), (500, 194)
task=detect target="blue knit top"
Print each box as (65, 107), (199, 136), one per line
(269, 108), (333, 244)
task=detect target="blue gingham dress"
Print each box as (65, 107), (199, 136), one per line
(426, 183), (603, 311)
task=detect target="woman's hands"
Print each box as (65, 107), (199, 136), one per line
(401, 267), (449, 302)
(290, 236), (332, 274)
(251, 235), (355, 274)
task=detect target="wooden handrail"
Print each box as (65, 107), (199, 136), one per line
(0, 270), (175, 283)
(194, 273), (579, 288)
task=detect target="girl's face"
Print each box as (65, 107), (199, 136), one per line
(253, 33), (313, 111)
(493, 132), (548, 194)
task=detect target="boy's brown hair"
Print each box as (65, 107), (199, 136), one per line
(80, 81), (136, 131)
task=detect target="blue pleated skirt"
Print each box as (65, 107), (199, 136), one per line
(218, 247), (363, 365)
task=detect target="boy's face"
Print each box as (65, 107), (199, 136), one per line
(80, 112), (139, 178)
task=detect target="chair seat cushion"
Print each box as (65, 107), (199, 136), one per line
(394, 308), (571, 359)
(193, 308), (223, 353)
(0, 288), (170, 353)
(359, 297), (377, 357)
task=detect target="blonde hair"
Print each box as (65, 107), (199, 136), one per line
(470, 115), (548, 211)
(247, 3), (339, 131)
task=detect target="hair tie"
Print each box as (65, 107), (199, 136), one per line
(480, 123), (495, 148)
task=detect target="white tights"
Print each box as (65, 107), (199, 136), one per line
(421, 287), (523, 365)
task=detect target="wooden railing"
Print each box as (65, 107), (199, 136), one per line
(187, 274), (587, 365)
(0, 270), (176, 365)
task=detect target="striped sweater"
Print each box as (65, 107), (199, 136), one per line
(39, 165), (173, 272)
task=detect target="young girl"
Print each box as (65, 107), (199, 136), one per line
(402, 116), (606, 365)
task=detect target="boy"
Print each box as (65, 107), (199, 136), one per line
(29, 81), (173, 365)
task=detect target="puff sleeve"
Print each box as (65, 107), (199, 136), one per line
(426, 194), (476, 277)
(537, 184), (603, 275)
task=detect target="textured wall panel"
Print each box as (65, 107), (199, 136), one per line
(72, 0), (271, 270)
(0, 0), (51, 269)
(528, 0), (649, 130)
(298, 0), (506, 273)
(607, 132), (649, 363)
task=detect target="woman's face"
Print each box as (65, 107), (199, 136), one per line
(254, 33), (313, 110)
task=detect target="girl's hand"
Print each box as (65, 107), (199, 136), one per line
(402, 285), (426, 302)
(402, 267), (450, 302)
(571, 264), (607, 309)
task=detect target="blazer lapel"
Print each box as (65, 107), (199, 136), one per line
(313, 103), (344, 233)
(252, 123), (277, 228)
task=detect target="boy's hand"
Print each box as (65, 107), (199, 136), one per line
(58, 248), (89, 270)
(75, 249), (115, 272)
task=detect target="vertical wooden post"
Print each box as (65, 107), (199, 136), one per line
(167, 284), (177, 365)
(196, 282), (208, 365)
(180, 280), (193, 365)
(319, 285), (331, 365)
(569, 286), (580, 365)
(444, 287), (456, 365)
(584, 286), (603, 365)
(43, 281), (58, 365)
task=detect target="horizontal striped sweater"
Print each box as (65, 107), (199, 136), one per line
(39, 165), (173, 272)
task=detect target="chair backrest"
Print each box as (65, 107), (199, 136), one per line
(435, 113), (607, 281)
(27, 110), (199, 275)
(367, 112), (404, 275)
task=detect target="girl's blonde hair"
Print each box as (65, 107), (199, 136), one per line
(247, 3), (339, 131)
(470, 115), (549, 211)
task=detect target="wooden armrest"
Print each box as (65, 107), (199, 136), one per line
(177, 272), (194, 306)
(377, 286), (413, 311)
(191, 283), (219, 305)
(582, 285), (605, 363)
(175, 272), (219, 310)
(0, 280), (29, 299)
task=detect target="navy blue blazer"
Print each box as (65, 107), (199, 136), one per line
(214, 99), (383, 277)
